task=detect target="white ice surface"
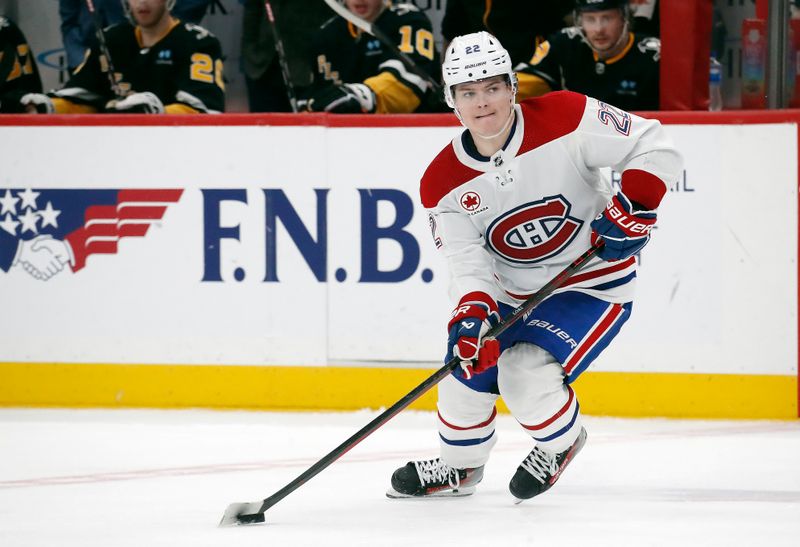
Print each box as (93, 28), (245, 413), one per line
(0, 408), (798, 546)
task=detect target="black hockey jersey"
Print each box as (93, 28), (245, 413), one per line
(516, 27), (660, 112)
(52, 19), (224, 113)
(309, 3), (443, 113)
(0, 17), (43, 113)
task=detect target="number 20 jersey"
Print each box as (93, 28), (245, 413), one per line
(54, 20), (224, 113)
(421, 91), (682, 307)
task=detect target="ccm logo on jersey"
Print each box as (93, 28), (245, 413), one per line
(600, 199), (655, 236)
(486, 195), (583, 264)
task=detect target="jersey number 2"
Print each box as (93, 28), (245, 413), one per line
(190, 53), (224, 90)
(597, 101), (631, 136)
(6, 44), (34, 82)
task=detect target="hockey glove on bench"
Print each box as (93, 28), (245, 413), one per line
(306, 83), (377, 113)
(590, 191), (657, 261)
(446, 292), (501, 380)
(106, 92), (165, 114)
(20, 93), (55, 113)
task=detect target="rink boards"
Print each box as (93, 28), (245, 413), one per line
(0, 111), (797, 419)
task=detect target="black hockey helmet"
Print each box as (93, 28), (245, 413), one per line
(574, 0), (628, 12)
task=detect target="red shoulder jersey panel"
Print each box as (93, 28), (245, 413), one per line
(517, 91), (587, 155)
(420, 141), (483, 208)
(420, 91), (586, 209)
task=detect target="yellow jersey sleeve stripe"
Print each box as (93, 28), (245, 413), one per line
(165, 103), (200, 114)
(52, 98), (98, 114)
(516, 72), (552, 101)
(364, 71), (421, 114)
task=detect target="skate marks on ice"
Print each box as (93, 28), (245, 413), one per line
(1, 413), (794, 490)
(0, 409), (798, 546)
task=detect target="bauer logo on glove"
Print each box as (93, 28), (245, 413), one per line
(590, 191), (657, 262)
(598, 196), (655, 235)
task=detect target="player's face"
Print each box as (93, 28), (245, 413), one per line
(345, 0), (385, 22)
(580, 9), (626, 53)
(127, 0), (170, 28)
(453, 76), (514, 135)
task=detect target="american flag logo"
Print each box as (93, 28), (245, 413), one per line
(0, 188), (183, 279)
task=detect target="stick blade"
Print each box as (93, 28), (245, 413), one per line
(218, 501), (266, 527)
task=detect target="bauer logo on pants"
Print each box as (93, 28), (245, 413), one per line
(486, 195), (583, 264)
(0, 188), (183, 280)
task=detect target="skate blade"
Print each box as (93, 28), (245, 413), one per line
(385, 485), (476, 499)
(513, 497), (525, 505)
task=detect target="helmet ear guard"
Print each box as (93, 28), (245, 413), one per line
(441, 31), (517, 109)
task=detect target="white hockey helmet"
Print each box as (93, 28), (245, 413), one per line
(442, 31), (517, 109)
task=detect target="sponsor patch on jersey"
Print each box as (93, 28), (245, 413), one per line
(460, 191), (481, 212)
(618, 80), (638, 96)
(156, 49), (173, 65)
(486, 195), (583, 264)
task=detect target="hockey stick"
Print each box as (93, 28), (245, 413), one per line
(264, 0), (298, 112)
(84, 0), (125, 99)
(218, 243), (602, 527)
(321, 0), (443, 96)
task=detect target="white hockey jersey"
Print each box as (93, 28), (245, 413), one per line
(421, 91), (682, 307)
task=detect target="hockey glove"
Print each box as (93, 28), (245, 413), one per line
(446, 292), (501, 380)
(307, 83), (376, 113)
(20, 93), (55, 114)
(590, 191), (657, 261)
(107, 92), (165, 114)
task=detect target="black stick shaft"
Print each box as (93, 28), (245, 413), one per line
(84, 0), (124, 99)
(254, 244), (601, 515)
(264, 1), (298, 113)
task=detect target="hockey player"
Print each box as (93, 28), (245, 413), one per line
(21, 0), (224, 114)
(387, 32), (681, 501)
(304, 0), (443, 113)
(0, 17), (43, 113)
(515, 0), (660, 111)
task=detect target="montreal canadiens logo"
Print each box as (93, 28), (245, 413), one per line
(486, 195), (583, 264)
(460, 191), (481, 212)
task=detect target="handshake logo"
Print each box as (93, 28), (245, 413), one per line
(12, 234), (72, 281)
(1, 188), (183, 281)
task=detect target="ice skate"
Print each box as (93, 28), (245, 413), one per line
(386, 458), (484, 498)
(509, 427), (587, 503)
